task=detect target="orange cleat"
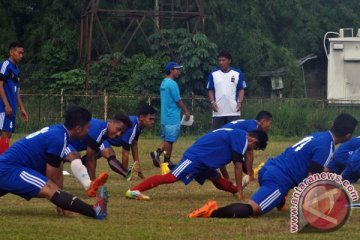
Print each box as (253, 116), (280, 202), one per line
(86, 172), (109, 197)
(187, 200), (218, 218)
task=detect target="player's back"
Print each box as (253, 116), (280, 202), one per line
(266, 131), (334, 187)
(0, 124), (69, 174)
(184, 128), (248, 169)
(222, 119), (257, 132)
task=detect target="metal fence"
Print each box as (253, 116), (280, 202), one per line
(16, 91), (360, 137)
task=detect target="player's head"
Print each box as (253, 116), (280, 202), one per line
(138, 105), (157, 129)
(8, 42), (24, 64)
(331, 113), (358, 143)
(107, 113), (132, 139)
(247, 130), (268, 150)
(64, 106), (92, 139)
(165, 61), (183, 79)
(217, 51), (232, 71)
(256, 110), (273, 132)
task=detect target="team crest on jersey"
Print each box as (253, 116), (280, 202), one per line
(231, 76), (235, 83)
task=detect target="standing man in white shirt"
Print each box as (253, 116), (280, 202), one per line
(207, 51), (247, 179)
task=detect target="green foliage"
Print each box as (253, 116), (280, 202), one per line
(49, 68), (85, 93)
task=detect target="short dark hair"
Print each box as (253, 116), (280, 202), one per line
(64, 106), (92, 129)
(9, 42), (24, 51)
(248, 130), (268, 150)
(256, 111), (273, 121)
(113, 112), (132, 129)
(217, 51), (232, 61)
(138, 105), (157, 117)
(331, 113), (358, 137)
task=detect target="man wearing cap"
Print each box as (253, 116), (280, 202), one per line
(150, 61), (191, 168)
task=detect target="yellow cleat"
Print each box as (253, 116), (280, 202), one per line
(160, 162), (170, 175)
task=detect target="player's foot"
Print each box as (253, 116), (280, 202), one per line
(93, 186), (108, 220)
(277, 195), (288, 212)
(187, 200), (218, 218)
(160, 162), (171, 175)
(126, 161), (140, 181)
(150, 151), (161, 168)
(87, 172), (109, 197)
(166, 160), (176, 170)
(125, 190), (150, 200)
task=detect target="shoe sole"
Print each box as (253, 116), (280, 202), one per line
(150, 152), (160, 168)
(125, 191), (150, 200)
(87, 173), (109, 197)
(188, 201), (218, 218)
(98, 186), (108, 217)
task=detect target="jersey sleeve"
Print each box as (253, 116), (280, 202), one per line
(0, 61), (10, 82)
(311, 140), (334, 167)
(236, 71), (247, 91)
(206, 72), (214, 90)
(169, 81), (181, 102)
(46, 133), (69, 167)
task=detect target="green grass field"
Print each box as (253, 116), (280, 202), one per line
(0, 137), (359, 240)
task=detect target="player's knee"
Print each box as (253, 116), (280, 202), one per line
(38, 180), (59, 200)
(66, 152), (81, 161)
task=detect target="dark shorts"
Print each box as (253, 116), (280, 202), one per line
(212, 116), (240, 130)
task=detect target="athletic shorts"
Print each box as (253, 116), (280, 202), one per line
(0, 112), (16, 133)
(161, 124), (180, 142)
(170, 156), (218, 185)
(0, 164), (48, 200)
(250, 166), (289, 214)
(342, 151), (360, 183)
(212, 116), (239, 130)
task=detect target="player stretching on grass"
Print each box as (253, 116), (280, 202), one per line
(188, 113), (357, 218)
(69, 113), (132, 194)
(125, 129), (268, 200)
(219, 110), (273, 180)
(0, 42), (29, 153)
(0, 106), (108, 219)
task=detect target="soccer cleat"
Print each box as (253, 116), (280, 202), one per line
(125, 190), (150, 200)
(253, 162), (265, 180)
(126, 161), (140, 181)
(187, 200), (218, 218)
(160, 162), (171, 175)
(150, 151), (161, 168)
(87, 172), (109, 197)
(93, 186), (108, 220)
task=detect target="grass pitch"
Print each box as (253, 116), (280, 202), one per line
(0, 137), (359, 239)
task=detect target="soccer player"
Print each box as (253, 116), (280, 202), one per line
(339, 147), (360, 183)
(69, 113), (132, 191)
(325, 136), (360, 174)
(188, 113), (357, 218)
(0, 42), (29, 153)
(125, 129), (268, 200)
(102, 105), (156, 179)
(0, 106), (108, 220)
(219, 110), (273, 179)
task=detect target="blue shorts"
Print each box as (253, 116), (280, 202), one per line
(250, 166), (289, 214)
(342, 151), (360, 183)
(161, 124), (180, 142)
(0, 112), (16, 133)
(0, 164), (48, 200)
(170, 157), (218, 185)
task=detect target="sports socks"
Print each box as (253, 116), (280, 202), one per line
(131, 173), (177, 192)
(50, 190), (94, 217)
(211, 177), (238, 193)
(70, 159), (91, 190)
(107, 155), (127, 177)
(210, 203), (253, 218)
(0, 137), (10, 154)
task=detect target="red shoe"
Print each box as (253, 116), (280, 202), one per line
(188, 200), (218, 218)
(87, 173), (109, 197)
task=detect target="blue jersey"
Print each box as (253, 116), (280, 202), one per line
(183, 128), (248, 169)
(106, 116), (141, 149)
(160, 78), (181, 125)
(265, 131), (334, 188)
(0, 124), (71, 174)
(69, 118), (108, 151)
(0, 59), (20, 114)
(222, 119), (258, 132)
(326, 136), (360, 174)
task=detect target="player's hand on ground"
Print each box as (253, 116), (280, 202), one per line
(56, 207), (79, 217)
